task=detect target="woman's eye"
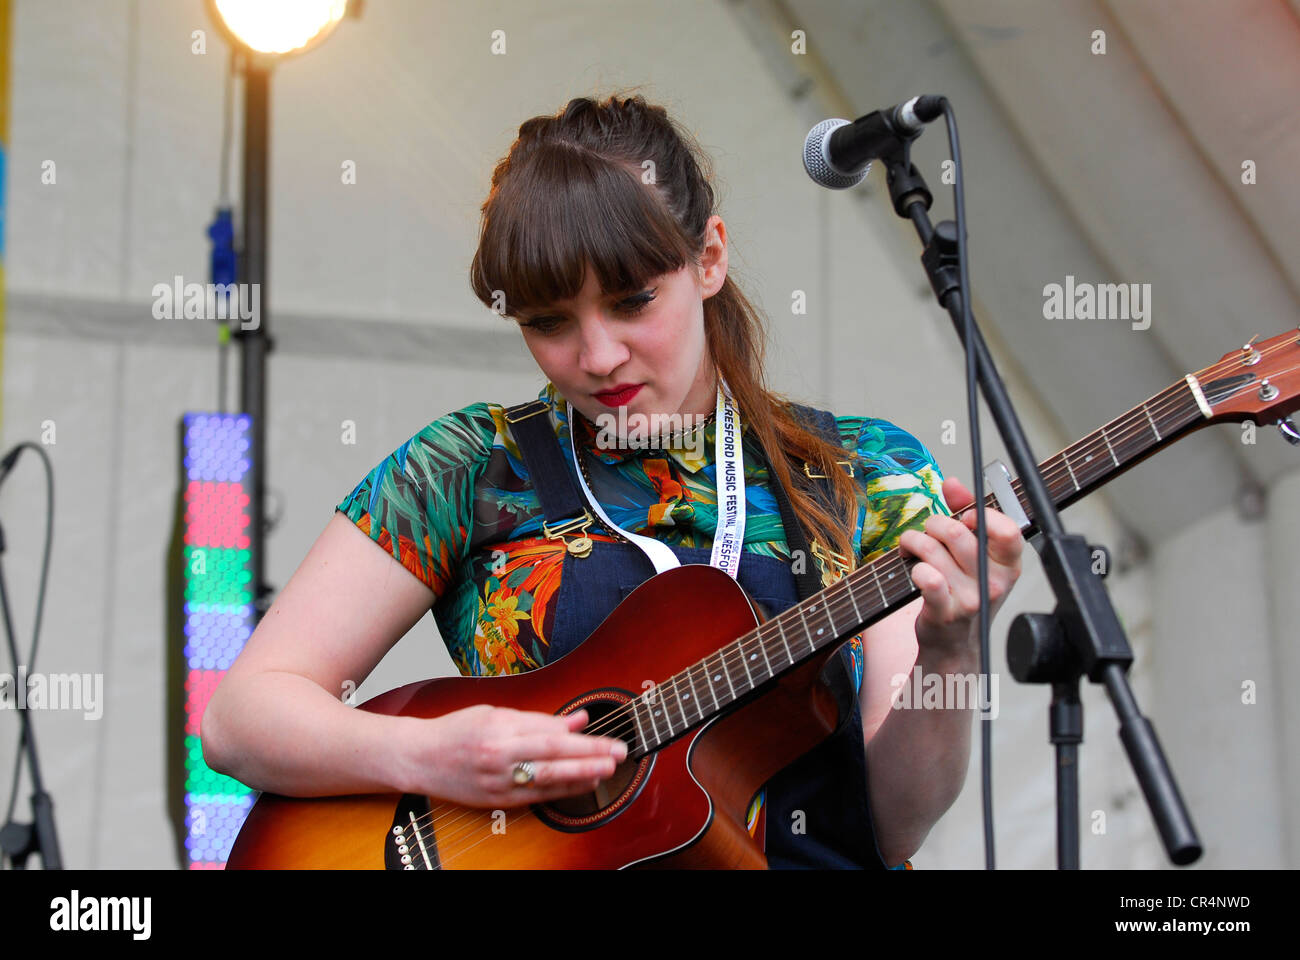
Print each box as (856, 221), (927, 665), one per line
(520, 289), (655, 332)
(620, 290), (656, 314)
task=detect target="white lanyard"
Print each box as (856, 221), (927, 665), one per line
(566, 377), (746, 578)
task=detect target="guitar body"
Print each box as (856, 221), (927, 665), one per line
(227, 326), (1300, 868)
(226, 563), (847, 869)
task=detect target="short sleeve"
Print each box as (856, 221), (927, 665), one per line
(335, 404), (495, 600)
(839, 417), (951, 564)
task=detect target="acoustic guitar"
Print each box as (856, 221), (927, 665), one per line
(226, 328), (1300, 869)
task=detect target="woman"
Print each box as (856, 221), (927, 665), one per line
(202, 92), (1023, 869)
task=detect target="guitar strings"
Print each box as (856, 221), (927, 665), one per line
(407, 351), (1300, 867)
(427, 343), (1296, 754)
(390, 344), (1300, 865)
(401, 349), (1300, 857)
(395, 346), (1300, 859)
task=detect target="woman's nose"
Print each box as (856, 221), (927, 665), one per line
(576, 318), (630, 377)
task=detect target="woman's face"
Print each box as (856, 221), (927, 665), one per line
(514, 216), (729, 434)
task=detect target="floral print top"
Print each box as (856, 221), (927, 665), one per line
(336, 381), (951, 691)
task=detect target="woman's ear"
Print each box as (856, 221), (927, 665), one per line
(699, 216), (728, 297)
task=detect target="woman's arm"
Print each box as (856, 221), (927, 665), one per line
(860, 597), (979, 867)
(858, 476), (1023, 866)
(201, 512), (440, 796)
(202, 513), (629, 804)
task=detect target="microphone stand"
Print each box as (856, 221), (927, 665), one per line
(874, 119), (1200, 867)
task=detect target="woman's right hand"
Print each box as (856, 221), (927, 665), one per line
(403, 704), (629, 808)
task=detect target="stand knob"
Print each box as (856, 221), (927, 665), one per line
(1008, 612), (1072, 683)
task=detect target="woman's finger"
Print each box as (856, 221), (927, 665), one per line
(958, 506), (1025, 569)
(900, 528), (963, 592)
(942, 476), (974, 512)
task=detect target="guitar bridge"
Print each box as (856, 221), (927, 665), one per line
(387, 794), (438, 870)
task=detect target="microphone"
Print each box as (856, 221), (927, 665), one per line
(803, 95), (944, 189)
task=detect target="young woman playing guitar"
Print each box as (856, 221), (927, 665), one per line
(203, 92), (1024, 869)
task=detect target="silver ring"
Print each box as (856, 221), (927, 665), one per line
(512, 761), (536, 787)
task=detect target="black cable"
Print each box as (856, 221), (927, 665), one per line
(1, 444), (56, 834)
(939, 99), (995, 870)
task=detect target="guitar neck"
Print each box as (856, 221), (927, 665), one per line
(628, 374), (1215, 759)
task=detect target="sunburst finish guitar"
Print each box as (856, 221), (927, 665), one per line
(226, 328), (1300, 869)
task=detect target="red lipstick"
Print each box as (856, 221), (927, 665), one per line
(593, 383), (643, 407)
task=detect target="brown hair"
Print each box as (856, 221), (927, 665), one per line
(469, 91), (860, 576)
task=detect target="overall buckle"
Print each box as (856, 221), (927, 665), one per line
(543, 510), (596, 558)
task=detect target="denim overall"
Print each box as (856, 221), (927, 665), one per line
(505, 397), (890, 870)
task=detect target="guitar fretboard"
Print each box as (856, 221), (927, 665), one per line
(623, 376), (1212, 758)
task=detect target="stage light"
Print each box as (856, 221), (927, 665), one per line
(206, 0), (349, 59)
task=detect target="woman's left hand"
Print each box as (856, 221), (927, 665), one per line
(897, 476), (1024, 659)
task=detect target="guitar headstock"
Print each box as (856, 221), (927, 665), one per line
(1200, 327), (1300, 427)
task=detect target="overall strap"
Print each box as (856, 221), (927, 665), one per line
(503, 398), (596, 543)
(505, 395), (851, 585)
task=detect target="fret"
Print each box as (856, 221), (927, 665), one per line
(1099, 424), (1120, 468)
(655, 678), (673, 741)
(806, 598), (832, 651)
(642, 687), (662, 747)
(669, 672), (688, 735)
(872, 563), (888, 609)
(631, 695), (654, 751)
(1059, 451), (1081, 492)
(737, 637), (755, 689)
(1141, 401), (1162, 441)
(755, 628), (775, 681)
(684, 664), (705, 724)
(824, 596), (841, 637)
(792, 601), (817, 657)
(774, 613), (794, 667)
(846, 576), (863, 624)
(712, 647), (733, 697)
(704, 653), (722, 712)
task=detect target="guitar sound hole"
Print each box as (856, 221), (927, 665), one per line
(536, 692), (651, 830)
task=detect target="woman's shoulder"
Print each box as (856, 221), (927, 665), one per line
(366, 388), (546, 481)
(831, 413), (942, 474)
(340, 383), (561, 503)
(823, 410), (950, 521)
(333, 391), (543, 597)
(405, 400), (501, 474)
(818, 412), (952, 558)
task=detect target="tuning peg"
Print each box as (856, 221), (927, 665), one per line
(1279, 416), (1300, 446)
